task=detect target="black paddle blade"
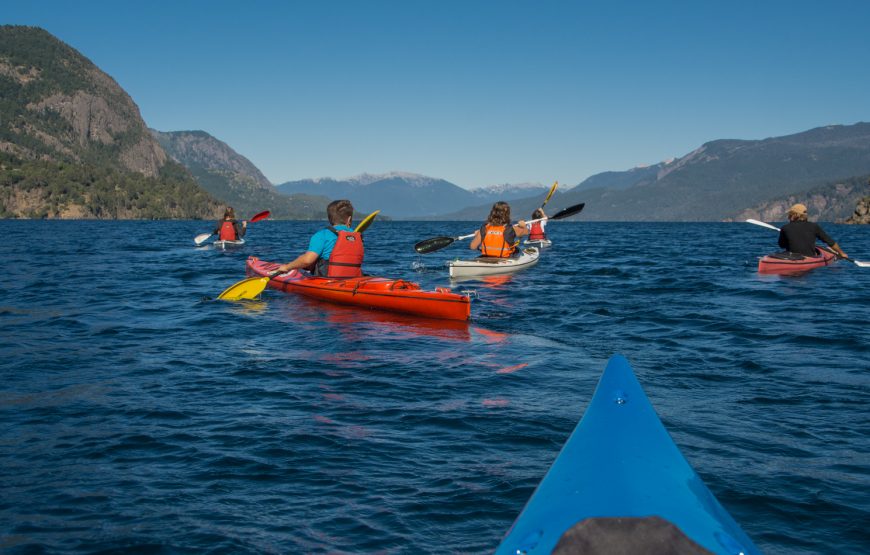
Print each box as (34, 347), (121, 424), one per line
(551, 202), (585, 220)
(415, 236), (455, 254)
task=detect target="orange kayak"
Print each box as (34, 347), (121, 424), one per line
(758, 247), (836, 274)
(246, 257), (471, 321)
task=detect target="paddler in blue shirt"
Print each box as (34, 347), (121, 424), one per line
(275, 199), (364, 277)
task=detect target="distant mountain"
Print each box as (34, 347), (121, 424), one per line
(276, 172), (551, 218)
(469, 182), (551, 202)
(152, 130), (330, 220)
(276, 172), (469, 218)
(0, 26), (219, 219)
(570, 164), (664, 192)
(431, 123), (870, 221)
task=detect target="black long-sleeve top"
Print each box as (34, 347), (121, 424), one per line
(778, 221), (835, 257)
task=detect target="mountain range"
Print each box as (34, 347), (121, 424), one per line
(2, 25), (868, 223)
(275, 173), (549, 219)
(432, 123), (870, 221)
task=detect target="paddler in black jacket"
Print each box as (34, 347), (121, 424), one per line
(778, 203), (847, 258)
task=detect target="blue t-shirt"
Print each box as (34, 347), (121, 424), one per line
(307, 225), (353, 260)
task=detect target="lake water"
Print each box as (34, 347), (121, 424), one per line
(1, 220), (868, 554)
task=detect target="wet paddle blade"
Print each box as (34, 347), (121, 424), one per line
(551, 202), (585, 220)
(415, 236), (456, 254)
(194, 233), (212, 245)
(249, 210), (271, 223)
(355, 210), (380, 233)
(217, 276), (270, 301)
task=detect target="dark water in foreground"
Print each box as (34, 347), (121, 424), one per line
(1, 220), (868, 554)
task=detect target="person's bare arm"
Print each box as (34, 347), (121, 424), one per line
(469, 230), (482, 250)
(276, 251), (318, 273)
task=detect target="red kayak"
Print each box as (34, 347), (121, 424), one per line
(246, 257), (471, 321)
(758, 247), (836, 274)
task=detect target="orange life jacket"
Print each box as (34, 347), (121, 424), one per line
(480, 224), (516, 258)
(325, 227), (364, 277)
(528, 221), (546, 241)
(219, 220), (237, 240)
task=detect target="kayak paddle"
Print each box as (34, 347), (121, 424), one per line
(415, 202), (585, 254)
(355, 210), (380, 233)
(745, 218), (870, 267)
(195, 210), (271, 245)
(217, 210), (380, 301)
(540, 181), (558, 209)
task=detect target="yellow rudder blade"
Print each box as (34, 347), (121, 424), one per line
(217, 276), (270, 301)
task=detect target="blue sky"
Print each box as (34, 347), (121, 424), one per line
(3, 1), (869, 188)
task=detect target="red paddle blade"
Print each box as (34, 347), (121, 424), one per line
(249, 210), (271, 223)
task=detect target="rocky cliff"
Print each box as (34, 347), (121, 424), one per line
(731, 174), (870, 223)
(845, 181), (870, 223)
(0, 26), (220, 219)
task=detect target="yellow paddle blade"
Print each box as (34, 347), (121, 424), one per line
(217, 276), (270, 301)
(542, 181), (558, 207)
(355, 210), (380, 233)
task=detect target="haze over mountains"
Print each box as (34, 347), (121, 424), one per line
(1, 25), (868, 222)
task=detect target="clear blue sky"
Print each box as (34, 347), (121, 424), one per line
(4, 1), (869, 189)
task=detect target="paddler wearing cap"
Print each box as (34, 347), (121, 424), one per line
(778, 203), (848, 258)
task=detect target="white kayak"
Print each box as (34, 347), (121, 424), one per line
(447, 247), (539, 278)
(524, 238), (552, 248)
(213, 238), (246, 249)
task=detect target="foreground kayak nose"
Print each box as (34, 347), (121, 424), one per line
(496, 354), (761, 555)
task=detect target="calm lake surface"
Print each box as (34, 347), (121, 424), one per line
(1, 220), (868, 554)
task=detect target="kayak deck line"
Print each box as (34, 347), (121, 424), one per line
(496, 355), (761, 555)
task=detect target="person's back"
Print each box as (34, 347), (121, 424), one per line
(471, 201), (527, 258)
(275, 199), (364, 277)
(779, 220), (829, 257)
(777, 203), (847, 258)
(214, 207), (246, 241)
(528, 208), (547, 241)
(310, 224), (363, 277)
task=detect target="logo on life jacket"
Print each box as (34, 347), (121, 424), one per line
(325, 227), (364, 277)
(219, 220), (237, 241)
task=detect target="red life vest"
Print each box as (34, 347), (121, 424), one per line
(528, 221), (546, 241)
(219, 220), (237, 240)
(480, 224), (516, 258)
(325, 227), (364, 277)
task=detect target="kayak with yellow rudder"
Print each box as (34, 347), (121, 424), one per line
(245, 257), (471, 321)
